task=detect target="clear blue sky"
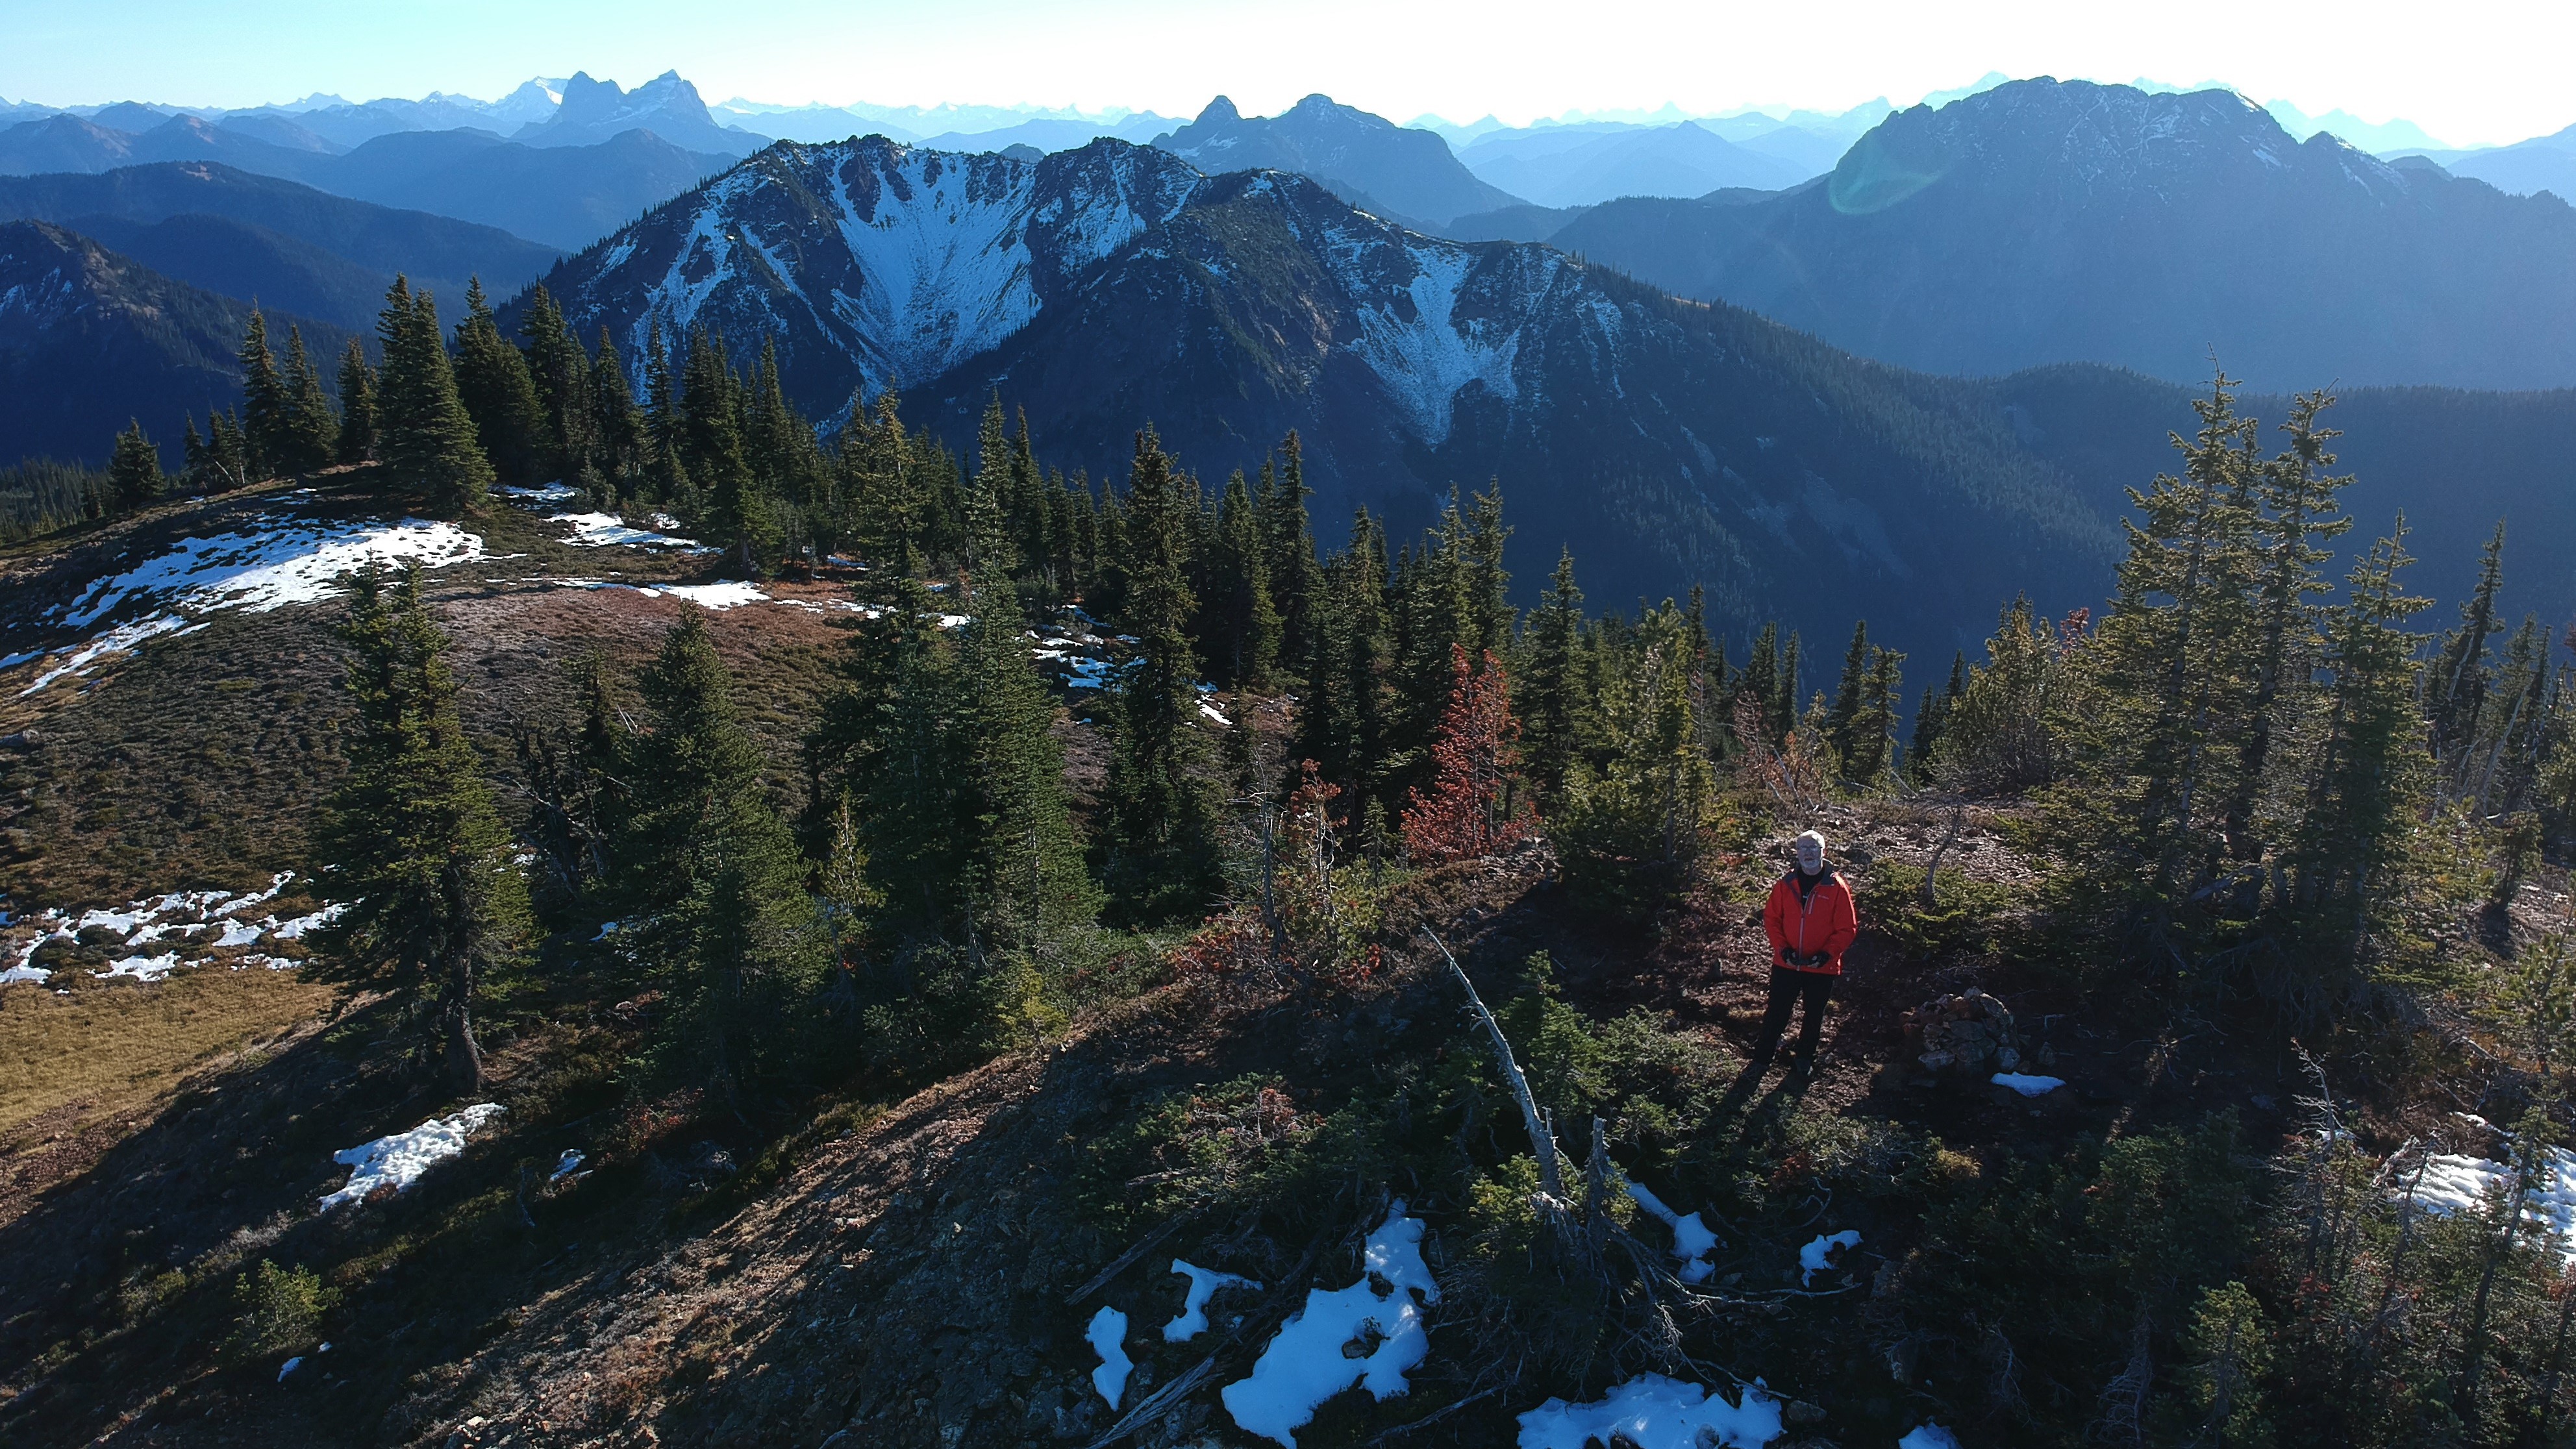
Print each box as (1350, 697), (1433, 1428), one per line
(1, 0), (2566, 146)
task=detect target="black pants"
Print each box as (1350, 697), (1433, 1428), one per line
(1749, 965), (1833, 1070)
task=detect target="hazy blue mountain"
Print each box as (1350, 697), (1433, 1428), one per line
(0, 219), (353, 464)
(919, 114), (1179, 154)
(306, 128), (729, 249)
(1440, 201), (1590, 242)
(1154, 95), (1525, 226)
(510, 71), (759, 155)
(1553, 79), (2576, 390)
(2263, 99), (2447, 153)
(0, 162), (560, 319)
(714, 102), (911, 143)
(212, 112), (349, 155)
(1461, 121), (1810, 205)
(0, 112), (330, 181)
(2409, 125), (2576, 199)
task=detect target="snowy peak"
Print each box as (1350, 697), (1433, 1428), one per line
(514, 69), (755, 155)
(538, 137), (1208, 403)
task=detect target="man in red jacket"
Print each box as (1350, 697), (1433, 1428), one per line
(1751, 829), (1859, 1080)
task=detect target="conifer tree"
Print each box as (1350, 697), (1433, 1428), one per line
(1558, 606), (1714, 911)
(1103, 427), (1221, 921)
(2222, 390), (2352, 850)
(617, 615), (824, 1089)
(518, 285), (595, 481)
(810, 569), (966, 926)
(375, 278), (495, 515)
(451, 277), (549, 484)
(108, 419), (162, 512)
(311, 565), (527, 1090)
(1771, 631), (1802, 745)
(181, 415), (207, 489)
(1257, 433), (1325, 681)
(335, 338), (378, 465)
(1851, 646), (1904, 784)
(966, 393), (1018, 576)
(683, 328), (776, 573)
(1401, 645), (1536, 863)
(276, 325), (339, 474)
(1296, 509), (1395, 819)
(1739, 622), (1780, 740)
(590, 327), (650, 494)
(2432, 522), (2508, 780)
(236, 308), (285, 482)
(2054, 372), (2263, 930)
(956, 571), (1097, 934)
(1201, 470), (1280, 687)
(1825, 619), (1873, 765)
(1518, 547), (1591, 812)
(204, 409), (251, 493)
(2284, 522), (2432, 965)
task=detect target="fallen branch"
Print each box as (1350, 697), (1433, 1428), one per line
(1064, 1208), (1199, 1306)
(1421, 926), (1566, 1200)
(1366, 1383), (1507, 1444)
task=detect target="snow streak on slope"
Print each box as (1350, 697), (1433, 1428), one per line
(827, 151), (1046, 386)
(1346, 244), (1525, 445)
(566, 139), (1207, 400)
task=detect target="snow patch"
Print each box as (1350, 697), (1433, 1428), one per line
(1899, 1424), (1964, 1449)
(549, 512), (704, 549)
(319, 1104), (506, 1211)
(1516, 1372), (1784, 1449)
(1623, 1180), (1719, 1283)
(16, 511), (482, 694)
(2408, 1146), (2576, 1265)
(1221, 1200), (1440, 1446)
(1992, 1072), (2065, 1097)
(57, 515), (482, 628)
(499, 482), (580, 503)
(99, 951), (182, 982)
(1087, 1306), (1133, 1407)
(19, 615), (199, 694)
(1799, 1230), (1860, 1286)
(1165, 1259), (1258, 1342)
(268, 903), (347, 940)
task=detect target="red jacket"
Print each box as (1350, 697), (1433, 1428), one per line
(1764, 869), (1858, 974)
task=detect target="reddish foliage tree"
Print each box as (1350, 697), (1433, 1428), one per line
(1401, 645), (1538, 863)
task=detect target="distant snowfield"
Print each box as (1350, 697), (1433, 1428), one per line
(1, 873), (336, 988)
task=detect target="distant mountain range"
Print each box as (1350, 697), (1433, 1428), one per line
(0, 162), (562, 329)
(1458, 121), (1812, 208)
(1153, 96), (1524, 228)
(0, 220), (351, 464)
(0, 113), (729, 251)
(1552, 79), (2576, 391)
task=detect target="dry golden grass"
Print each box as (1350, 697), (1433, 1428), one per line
(0, 969), (334, 1137)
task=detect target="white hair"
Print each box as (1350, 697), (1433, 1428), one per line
(1792, 830), (1828, 854)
